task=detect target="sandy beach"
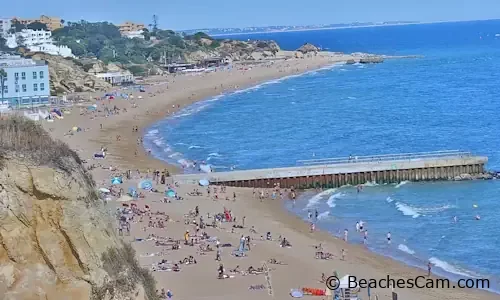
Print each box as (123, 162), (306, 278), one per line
(42, 52), (496, 300)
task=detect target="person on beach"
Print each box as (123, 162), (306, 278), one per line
(359, 220), (364, 232)
(427, 261), (432, 276)
(363, 230), (368, 245)
(315, 209), (319, 220)
(387, 232), (392, 245)
(356, 222), (360, 232)
(310, 222), (315, 232)
(308, 211), (312, 221)
(341, 249), (346, 260)
(344, 229), (348, 242)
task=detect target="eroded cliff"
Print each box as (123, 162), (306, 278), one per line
(0, 117), (155, 300)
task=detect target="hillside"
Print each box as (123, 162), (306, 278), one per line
(0, 117), (156, 300)
(51, 21), (281, 69)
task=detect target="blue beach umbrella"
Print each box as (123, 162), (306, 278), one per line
(165, 189), (176, 198)
(138, 179), (153, 190)
(111, 177), (122, 185)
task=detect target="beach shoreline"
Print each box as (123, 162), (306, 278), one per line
(43, 52), (498, 300)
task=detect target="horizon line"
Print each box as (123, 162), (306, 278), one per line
(180, 18), (500, 33)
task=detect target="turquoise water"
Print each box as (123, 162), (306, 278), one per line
(144, 20), (500, 291)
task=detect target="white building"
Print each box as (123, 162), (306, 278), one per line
(6, 29), (52, 48)
(5, 29), (75, 58)
(122, 30), (145, 39)
(95, 71), (134, 86)
(29, 44), (75, 58)
(0, 18), (12, 38)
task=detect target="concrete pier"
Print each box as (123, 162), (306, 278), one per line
(173, 150), (488, 189)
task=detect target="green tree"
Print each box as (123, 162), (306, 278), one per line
(10, 20), (26, 33)
(0, 69), (7, 104)
(27, 21), (48, 31)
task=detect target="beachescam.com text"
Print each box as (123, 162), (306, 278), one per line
(326, 275), (490, 290)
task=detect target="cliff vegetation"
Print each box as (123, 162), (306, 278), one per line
(0, 116), (157, 300)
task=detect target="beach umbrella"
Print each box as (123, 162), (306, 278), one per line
(138, 179), (153, 190)
(166, 190), (176, 198)
(99, 187), (110, 193)
(199, 179), (210, 186)
(111, 177), (122, 185)
(87, 105), (97, 111)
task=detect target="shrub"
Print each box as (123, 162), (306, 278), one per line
(97, 243), (158, 300)
(0, 116), (94, 190)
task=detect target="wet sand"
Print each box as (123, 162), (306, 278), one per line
(44, 53), (497, 300)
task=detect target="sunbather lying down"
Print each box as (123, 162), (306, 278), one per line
(315, 251), (333, 260)
(268, 258), (286, 265)
(247, 266), (265, 275)
(199, 244), (213, 252)
(179, 256), (197, 264)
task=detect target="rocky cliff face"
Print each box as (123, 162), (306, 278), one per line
(0, 117), (154, 300)
(28, 53), (111, 95)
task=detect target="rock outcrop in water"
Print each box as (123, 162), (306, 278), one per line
(0, 117), (155, 300)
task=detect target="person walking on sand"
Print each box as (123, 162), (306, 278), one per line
(387, 232), (392, 245)
(341, 249), (346, 260)
(310, 222), (315, 233)
(363, 230), (368, 245)
(427, 261), (432, 276)
(215, 245), (221, 261)
(344, 229), (348, 242)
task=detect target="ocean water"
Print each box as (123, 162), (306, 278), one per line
(144, 20), (500, 291)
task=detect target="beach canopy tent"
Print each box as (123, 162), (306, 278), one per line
(138, 179), (153, 190)
(111, 177), (122, 185)
(165, 189), (176, 198)
(199, 179), (210, 186)
(87, 105), (97, 111)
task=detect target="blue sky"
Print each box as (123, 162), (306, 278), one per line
(3, 0), (500, 30)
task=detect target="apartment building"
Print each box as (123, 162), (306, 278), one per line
(0, 18), (12, 38)
(13, 15), (62, 31)
(118, 21), (145, 34)
(0, 55), (50, 108)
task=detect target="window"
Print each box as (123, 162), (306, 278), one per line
(40, 83), (44, 91)
(21, 72), (26, 80)
(3, 87), (7, 94)
(39, 71), (44, 79)
(22, 84), (26, 92)
(14, 72), (19, 79)
(15, 85), (19, 93)
(33, 71), (37, 79)
(33, 83), (38, 91)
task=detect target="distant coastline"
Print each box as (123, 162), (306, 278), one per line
(184, 18), (500, 37)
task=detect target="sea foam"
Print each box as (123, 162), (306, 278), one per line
(305, 189), (337, 209)
(395, 181), (409, 188)
(429, 257), (478, 278)
(395, 202), (420, 218)
(398, 244), (416, 255)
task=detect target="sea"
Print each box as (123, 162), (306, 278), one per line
(144, 20), (500, 292)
